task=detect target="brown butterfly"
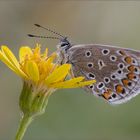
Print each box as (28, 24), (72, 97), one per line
(29, 24), (140, 105)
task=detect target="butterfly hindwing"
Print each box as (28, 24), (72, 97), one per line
(67, 44), (140, 104)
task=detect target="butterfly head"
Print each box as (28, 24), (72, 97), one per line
(56, 37), (72, 64)
(57, 37), (72, 51)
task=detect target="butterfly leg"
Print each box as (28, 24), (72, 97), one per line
(68, 68), (75, 78)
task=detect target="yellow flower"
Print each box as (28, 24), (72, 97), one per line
(0, 44), (95, 90)
(0, 44), (96, 140)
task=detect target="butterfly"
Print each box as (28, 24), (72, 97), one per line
(29, 24), (140, 105)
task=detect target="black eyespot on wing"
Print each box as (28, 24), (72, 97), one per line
(102, 49), (110, 55)
(117, 70), (122, 74)
(89, 85), (93, 88)
(104, 77), (110, 84)
(128, 82), (132, 87)
(111, 74), (116, 80)
(85, 51), (92, 57)
(132, 59), (137, 65)
(88, 73), (95, 79)
(97, 82), (105, 89)
(134, 76), (137, 79)
(122, 89), (126, 94)
(89, 84), (94, 89)
(134, 67), (138, 73)
(118, 63), (125, 69)
(112, 94), (117, 98)
(99, 60), (103, 66)
(87, 63), (93, 68)
(110, 55), (117, 61)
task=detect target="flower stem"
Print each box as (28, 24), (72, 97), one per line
(15, 114), (33, 140)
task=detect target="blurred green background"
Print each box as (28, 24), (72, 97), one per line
(0, 1), (140, 140)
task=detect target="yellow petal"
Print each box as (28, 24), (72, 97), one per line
(19, 46), (33, 63)
(75, 80), (96, 87)
(49, 77), (85, 88)
(33, 45), (40, 55)
(44, 53), (57, 74)
(52, 79), (96, 89)
(45, 48), (48, 55)
(45, 64), (71, 85)
(0, 50), (28, 79)
(25, 61), (39, 82)
(42, 48), (48, 59)
(1, 46), (20, 68)
(36, 43), (41, 49)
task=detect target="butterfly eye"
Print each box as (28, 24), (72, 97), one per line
(61, 43), (69, 47)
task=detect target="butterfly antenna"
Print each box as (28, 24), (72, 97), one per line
(28, 34), (60, 40)
(34, 24), (65, 38)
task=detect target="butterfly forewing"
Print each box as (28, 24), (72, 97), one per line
(67, 44), (140, 104)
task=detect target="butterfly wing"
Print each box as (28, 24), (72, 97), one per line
(67, 44), (140, 105)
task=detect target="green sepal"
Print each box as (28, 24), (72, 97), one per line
(19, 82), (50, 117)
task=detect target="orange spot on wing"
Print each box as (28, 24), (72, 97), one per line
(125, 56), (132, 64)
(128, 65), (135, 72)
(127, 73), (136, 80)
(119, 50), (126, 55)
(116, 84), (124, 94)
(122, 79), (129, 86)
(102, 89), (112, 99)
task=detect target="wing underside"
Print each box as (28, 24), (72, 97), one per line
(67, 44), (140, 104)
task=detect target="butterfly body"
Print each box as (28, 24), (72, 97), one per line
(57, 41), (140, 105)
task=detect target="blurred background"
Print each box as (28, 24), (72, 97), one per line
(0, 1), (140, 140)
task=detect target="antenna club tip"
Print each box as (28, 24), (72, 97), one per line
(28, 34), (34, 37)
(34, 24), (41, 27)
